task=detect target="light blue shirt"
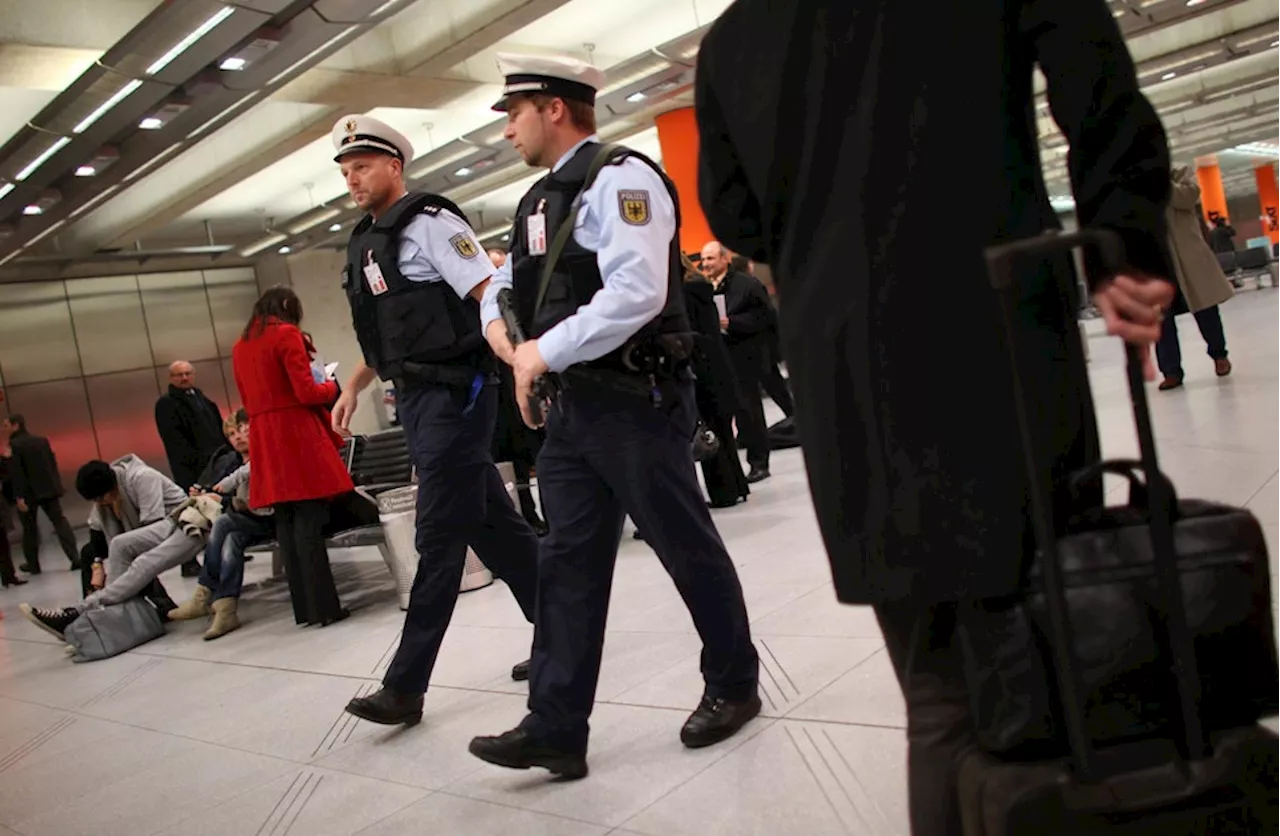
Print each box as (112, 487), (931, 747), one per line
(479, 134), (676, 373)
(397, 207), (492, 300)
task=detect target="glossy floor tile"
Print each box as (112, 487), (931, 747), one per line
(0, 290), (1275, 834)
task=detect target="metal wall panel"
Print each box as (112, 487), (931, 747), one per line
(138, 272), (219, 365)
(2, 379), (98, 528)
(221, 357), (242, 414)
(204, 267), (259, 358)
(0, 283), (82, 385)
(84, 370), (165, 468)
(65, 275), (154, 376)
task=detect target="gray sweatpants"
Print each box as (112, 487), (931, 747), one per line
(78, 519), (202, 612)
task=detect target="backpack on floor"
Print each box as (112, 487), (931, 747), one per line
(64, 596), (166, 663)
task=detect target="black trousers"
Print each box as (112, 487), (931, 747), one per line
(510, 457), (544, 526)
(19, 497), (79, 569)
(520, 379), (759, 751)
(760, 361), (795, 417)
(275, 499), (343, 625)
(874, 600), (976, 836)
(383, 382), (539, 695)
(0, 527), (17, 583)
(729, 351), (771, 470)
(1155, 305), (1228, 379)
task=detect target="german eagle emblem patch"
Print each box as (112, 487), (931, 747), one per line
(618, 190), (650, 226)
(449, 233), (479, 259)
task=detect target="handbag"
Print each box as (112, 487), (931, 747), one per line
(690, 420), (721, 462)
(962, 228), (1278, 769)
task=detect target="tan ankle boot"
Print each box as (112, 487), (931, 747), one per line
(168, 585), (212, 621)
(203, 598), (240, 641)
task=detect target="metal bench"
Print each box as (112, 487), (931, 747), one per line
(246, 427), (513, 609)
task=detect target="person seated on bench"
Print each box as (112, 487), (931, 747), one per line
(19, 456), (197, 641)
(169, 413), (274, 640)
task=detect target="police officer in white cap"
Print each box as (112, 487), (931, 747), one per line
(467, 54), (760, 779)
(328, 114), (540, 727)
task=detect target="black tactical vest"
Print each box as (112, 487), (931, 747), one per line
(506, 142), (691, 372)
(343, 192), (487, 385)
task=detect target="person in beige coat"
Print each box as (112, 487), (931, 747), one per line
(1156, 167), (1235, 390)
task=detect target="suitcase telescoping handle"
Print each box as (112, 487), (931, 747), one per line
(984, 229), (1207, 782)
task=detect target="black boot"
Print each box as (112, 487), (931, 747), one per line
(468, 728), (589, 779)
(511, 659), (531, 681)
(345, 687), (423, 726)
(680, 693), (762, 749)
(180, 558), (201, 578)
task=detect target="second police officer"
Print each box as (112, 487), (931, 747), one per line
(467, 54), (761, 779)
(326, 115), (541, 727)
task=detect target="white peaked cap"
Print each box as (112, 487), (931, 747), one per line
(492, 52), (607, 111)
(331, 114), (414, 164)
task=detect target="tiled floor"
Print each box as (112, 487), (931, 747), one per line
(1, 288), (1276, 835)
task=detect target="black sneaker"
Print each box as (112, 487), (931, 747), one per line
(18, 604), (80, 641)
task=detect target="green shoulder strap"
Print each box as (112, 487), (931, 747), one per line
(533, 143), (624, 317)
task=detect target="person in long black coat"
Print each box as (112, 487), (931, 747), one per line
(697, 2), (1176, 832)
(683, 267), (750, 508)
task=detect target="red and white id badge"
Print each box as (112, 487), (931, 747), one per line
(363, 252), (389, 295)
(527, 213), (548, 256)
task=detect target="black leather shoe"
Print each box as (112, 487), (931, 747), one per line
(680, 693), (762, 749)
(468, 728), (588, 779)
(18, 563), (41, 576)
(745, 467), (770, 484)
(345, 687), (423, 726)
(180, 559), (201, 578)
(511, 659), (530, 682)
(2, 577), (27, 588)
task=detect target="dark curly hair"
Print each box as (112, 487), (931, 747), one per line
(76, 460), (118, 501)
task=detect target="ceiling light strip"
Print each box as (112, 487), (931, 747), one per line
(287, 206), (341, 235)
(73, 79), (144, 134)
(68, 185), (120, 219)
(146, 5), (236, 76)
(123, 144), (184, 183)
(14, 136), (71, 180)
(25, 219), (67, 248)
(239, 232), (288, 258)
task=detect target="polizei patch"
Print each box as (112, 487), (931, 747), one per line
(618, 190), (651, 226)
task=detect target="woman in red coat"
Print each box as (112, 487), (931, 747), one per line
(233, 286), (353, 627)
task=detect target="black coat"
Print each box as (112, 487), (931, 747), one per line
(7, 429), (64, 502)
(696, 0), (1172, 605)
(683, 279), (743, 422)
(155, 385), (225, 490)
(715, 269), (775, 381)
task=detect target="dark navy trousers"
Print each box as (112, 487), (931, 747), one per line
(383, 381), (540, 694)
(520, 379), (759, 751)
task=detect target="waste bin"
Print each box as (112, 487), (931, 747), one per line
(374, 471), (517, 605)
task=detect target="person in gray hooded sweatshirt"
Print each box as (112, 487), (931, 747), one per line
(19, 455), (197, 641)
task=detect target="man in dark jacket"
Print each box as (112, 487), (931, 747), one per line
(699, 241), (776, 482)
(696, 2), (1175, 832)
(155, 361), (223, 576)
(3, 414), (79, 574)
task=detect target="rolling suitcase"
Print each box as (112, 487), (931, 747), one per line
(957, 229), (1279, 835)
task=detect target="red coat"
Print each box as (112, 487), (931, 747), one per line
(232, 319), (353, 507)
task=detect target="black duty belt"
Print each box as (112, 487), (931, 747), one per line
(395, 360), (480, 391)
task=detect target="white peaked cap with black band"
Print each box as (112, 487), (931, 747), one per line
(491, 52), (607, 112)
(332, 114), (414, 164)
